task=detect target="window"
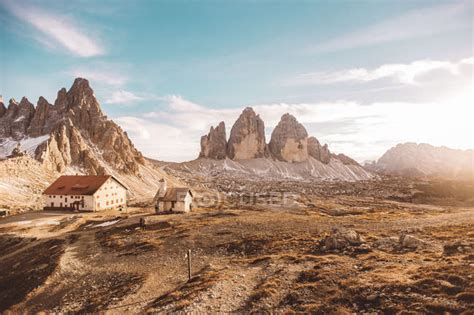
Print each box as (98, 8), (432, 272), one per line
(106, 201), (109, 206)
(97, 202), (100, 208)
(51, 202), (54, 207)
(65, 198), (67, 202)
(120, 198), (123, 202)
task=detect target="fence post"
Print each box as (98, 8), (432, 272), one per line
(187, 249), (192, 280)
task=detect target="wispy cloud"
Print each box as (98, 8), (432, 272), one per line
(286, 56), (474, 86)
(68, 65), (159, 105)
(309, 1), (473, 53)
(114, 86), (473, 162)
(69, 67), (127, 86)
(105, 90), (144, 104)
(2, 0), (104, 57)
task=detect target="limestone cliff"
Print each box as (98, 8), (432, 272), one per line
(307, 137), (331, 164)
(227, 107), (267, 160)
(199, 121), (227, 159)
(268, 113), (309, 162)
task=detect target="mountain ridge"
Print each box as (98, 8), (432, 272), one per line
(366, 142), (474, 179)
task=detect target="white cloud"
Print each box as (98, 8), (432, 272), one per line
(105, 90), (144, 104)
(2, 0), (104, 57)
(69, 67), (128, 86)
(287, 56), (473, 86)
(309, 1), (473, 53)
(114, 89), (473, 162)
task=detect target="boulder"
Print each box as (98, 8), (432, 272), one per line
(399, 234), (425, 249)
(199, 121), (227, 159)
(227, 107), (266, 160)
(140, 216), (172, 228)
(323, 228), (364, 250)
(268, 113), (309, 162)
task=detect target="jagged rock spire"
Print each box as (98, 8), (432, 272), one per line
(227, 107), (266, 160)
(199, 121), (227, 159)
(269, 113), (309, 162)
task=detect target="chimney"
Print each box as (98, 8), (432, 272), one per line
(158, 178), (167, 198)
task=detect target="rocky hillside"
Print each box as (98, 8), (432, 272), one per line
(165, 107), (372, 182)
(366, 143), (474, 179)
(0, 78), (175, 210)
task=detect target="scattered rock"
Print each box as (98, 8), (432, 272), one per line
(316, 228), (369, 255)
(399, 234), (425, 249)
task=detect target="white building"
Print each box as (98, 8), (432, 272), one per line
(43, 175), (128, 211)
(154, 179), (193, 213)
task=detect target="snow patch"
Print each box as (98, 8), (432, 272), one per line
(95, 219), (120, 227)
(0, 135), (50, 158)
(13, 116), (25, 122)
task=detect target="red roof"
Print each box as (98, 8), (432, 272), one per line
(43, 175), (127, 195)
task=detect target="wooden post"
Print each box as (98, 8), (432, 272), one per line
(187, 249), (192, 280)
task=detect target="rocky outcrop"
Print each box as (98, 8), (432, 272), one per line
(0, 97), (36, 140)
(332, 153), (360, 166)
(0, 99), (6, 118)
(0, 78), (145, 175)
(28, 97), (51, 137)
(227, 107), (266, 160)
(199, 122), (227, 159)
(307, 137), (331, 164)
(269, 114), (309, 162)
(197, 107), (363, 168)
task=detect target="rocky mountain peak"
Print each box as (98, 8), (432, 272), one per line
(0, 97), (36, 139)
(66, 77), (103, 118)
(28, 96), (52, 137)
(54, 88), (68, 110)
(269, 113), (309, 162)
(199, 121), (227, 159)
(368, 142), (474, 179)
(227, 107), (266, 160)
(0, 78), (145, 175)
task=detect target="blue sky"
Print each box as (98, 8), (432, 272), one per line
(0, 0), (473, 161)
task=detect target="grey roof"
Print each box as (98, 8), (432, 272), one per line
(158, 187), (192, 202)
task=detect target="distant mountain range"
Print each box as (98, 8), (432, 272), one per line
(365, 143), (474, 179)
(163, 107), (373, 181)
(1, 78), (472, 210)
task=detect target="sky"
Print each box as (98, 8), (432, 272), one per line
(0, 0), (473, 162)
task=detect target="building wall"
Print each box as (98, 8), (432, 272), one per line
(43, 177), (127, 211)
(156, 192), (193, 213)
(93, 178), (127, 211)
(43, 194), (94, 211)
